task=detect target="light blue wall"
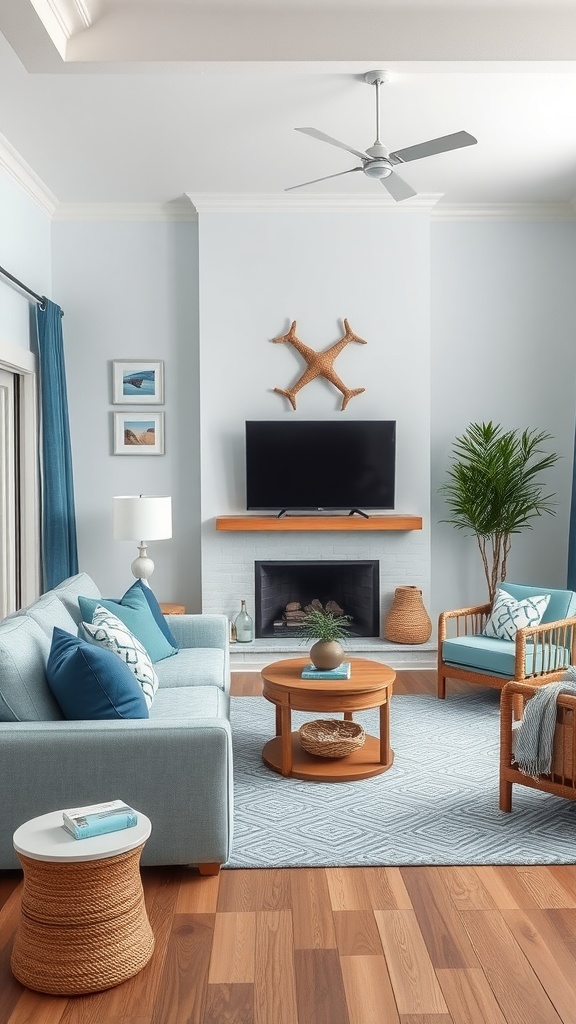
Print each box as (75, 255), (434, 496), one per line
(431, 219), (576, 621)
(0, 168), (51, 348)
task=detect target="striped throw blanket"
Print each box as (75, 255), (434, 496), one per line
(514, 667), (576, 778)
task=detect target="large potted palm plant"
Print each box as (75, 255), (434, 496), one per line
(439, 421), (560, 602)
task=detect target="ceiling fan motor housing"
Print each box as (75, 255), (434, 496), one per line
(363, 158), (393, 179)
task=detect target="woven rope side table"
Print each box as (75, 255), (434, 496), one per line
(11, 809), (154, 995)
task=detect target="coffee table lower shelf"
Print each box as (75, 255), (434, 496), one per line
(262, 732), (394, 782)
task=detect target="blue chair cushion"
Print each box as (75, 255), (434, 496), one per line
(442, 635), (571, 679)
(47, 627), (149, 720)
(78, 585), (177, 664)
(499, 583), (576, 625)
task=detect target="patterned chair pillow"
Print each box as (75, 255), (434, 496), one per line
(482, 589), (550, 641)
(81, 605), (159, 709)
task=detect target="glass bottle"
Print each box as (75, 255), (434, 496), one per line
(235, 600), (254, 643)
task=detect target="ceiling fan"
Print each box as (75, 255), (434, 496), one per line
(286, 71), (477, 201)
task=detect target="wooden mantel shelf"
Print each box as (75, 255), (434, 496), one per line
(215, 515), (422, 532)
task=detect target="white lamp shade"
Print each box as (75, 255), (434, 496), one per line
(113, 495), (172, 542)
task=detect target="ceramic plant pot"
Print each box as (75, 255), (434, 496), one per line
(309, 639), (345, 670)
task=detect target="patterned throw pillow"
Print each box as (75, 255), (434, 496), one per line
(82, 605), (159, 709)
(482, 589), (550, 641)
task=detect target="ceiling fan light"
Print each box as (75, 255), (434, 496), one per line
(363, 159), (392, 179)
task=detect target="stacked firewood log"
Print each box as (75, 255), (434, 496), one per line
(282, 598), (345, 626)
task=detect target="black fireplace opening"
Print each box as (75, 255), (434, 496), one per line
(255, 560), (380, 638)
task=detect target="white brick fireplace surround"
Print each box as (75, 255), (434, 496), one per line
(202, 527), (435, 670)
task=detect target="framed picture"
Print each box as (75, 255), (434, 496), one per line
(114, 412), (165, 455)
(112, 360), (164, 404)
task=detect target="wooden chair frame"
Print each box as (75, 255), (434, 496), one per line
(438, 603), (576, 702)
(500, 680), (576, 811)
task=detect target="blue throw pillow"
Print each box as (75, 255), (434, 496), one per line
(78, 585), (178, 663)
(127, 580), (178, 649)
(46, 628), (149, 720)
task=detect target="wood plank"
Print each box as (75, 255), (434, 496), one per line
(208, 912), (256, 983)
(502, 909), (576, 1023)
(204, 983), (254, 1024)
(340, 955), (400, 1024)
(374, 910), (449, 1015)
(399, 1016), (453, 1024)
(0, 887), (29, 1024)
(151, 913), (214, 1024)
(459, 909), (563, 1024)
(400, 868), (478, 968)
(289, 868), (337, 949)
(175, 870), (220, 913)
(217, 868), (291, 912)
(326, 868), (374, 911)
(6, 989), (68, 1024)
(333, 910), (383, 956)
(362, 867), (413, 910)
(471, 867), (522, 910)
(230, 673), (263, 697)
(215, 515), (423, 533)
(435, 866), (497, 911)
(436, 967), (508, 1024)
(512, 867), (576, 909)
(293, 949), (350, 1024)
(254, 911), (298, 1024)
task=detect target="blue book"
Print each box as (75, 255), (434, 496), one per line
(62, 800), (137, 840)
(301, 661), (351, 680)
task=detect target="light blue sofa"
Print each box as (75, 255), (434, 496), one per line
(0, 572), (233, 872)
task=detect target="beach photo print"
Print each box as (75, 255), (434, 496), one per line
(113, 412), (165, 455)
(112, 360), (164, 404)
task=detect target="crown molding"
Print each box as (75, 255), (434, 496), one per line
(432, 202), (576, 223)
(0, 134), (58, 217)
(52, 201), (197, 222)
(186, 193), (445, 214)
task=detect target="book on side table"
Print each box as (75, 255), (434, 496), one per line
(301, 662), (351, 680)
(62, 800), (138, 840)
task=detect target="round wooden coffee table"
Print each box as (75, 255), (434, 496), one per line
(260, 657), (395, 782)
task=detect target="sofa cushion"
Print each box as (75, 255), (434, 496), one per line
(52, 572), (102, 625)
(25, 592), (79, 639)
(128, 580), (178, 648)
(483, 589), (550, 641)
(78, 585), (177, 664)
(0, 616), (63, 722)
(442, 635), (571, 678)
(47, 628), (149, 720)
(81, 606), (159, 709)
(150, 684), (229, 720)
(154, 648), (227, 691)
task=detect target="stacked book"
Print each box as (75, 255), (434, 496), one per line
(62, 799), (138, 840)
(301, 661), (351, 680)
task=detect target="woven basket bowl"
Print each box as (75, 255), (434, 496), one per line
(299, 719), (366, 759)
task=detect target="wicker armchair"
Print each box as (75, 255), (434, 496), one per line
(438, 583), (576, 703)
(500, 681), (576, 811)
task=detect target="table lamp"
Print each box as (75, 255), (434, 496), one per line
(113, 495), (172, 586)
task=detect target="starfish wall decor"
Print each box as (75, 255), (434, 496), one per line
(273, 319), (367, 411)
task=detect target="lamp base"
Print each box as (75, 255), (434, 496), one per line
(131, 544), (154, 587)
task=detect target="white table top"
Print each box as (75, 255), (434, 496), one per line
(13, 809), (152, 863)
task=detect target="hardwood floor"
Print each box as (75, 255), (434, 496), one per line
(1, 670), (575, 1024)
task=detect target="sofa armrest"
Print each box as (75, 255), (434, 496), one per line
(438, 604), (492, 643)
(0, 718), (233, 870)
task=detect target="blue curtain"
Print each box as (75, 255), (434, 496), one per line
(36, 299), (79, 591)
(569, 424), (576, 590)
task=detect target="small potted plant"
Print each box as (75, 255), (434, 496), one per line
(298, 606), (352, 670)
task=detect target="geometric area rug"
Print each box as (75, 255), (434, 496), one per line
(226, 692), (576, 868)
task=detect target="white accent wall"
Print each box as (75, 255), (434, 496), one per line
(196, 209), (432, 628)
(0, 168), (51, 350)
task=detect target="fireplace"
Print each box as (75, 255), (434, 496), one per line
(255, 560), (380, 638)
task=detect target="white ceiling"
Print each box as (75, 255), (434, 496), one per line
(1, 1), (576, 208)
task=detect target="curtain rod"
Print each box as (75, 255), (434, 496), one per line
(0, 264), (46, 306)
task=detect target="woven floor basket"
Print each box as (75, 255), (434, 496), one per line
(299, 719), (366, 759)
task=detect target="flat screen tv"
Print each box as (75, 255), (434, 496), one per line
(245, 420), (396, 513)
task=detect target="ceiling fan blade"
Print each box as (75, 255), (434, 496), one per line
(389, 130), (477, 165)
(295, 127), (368, 162)
(380, 173), (417, 202)
(285, 166), (363, 192)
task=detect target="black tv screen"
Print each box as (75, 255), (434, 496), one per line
(245, 420), (396, 512)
